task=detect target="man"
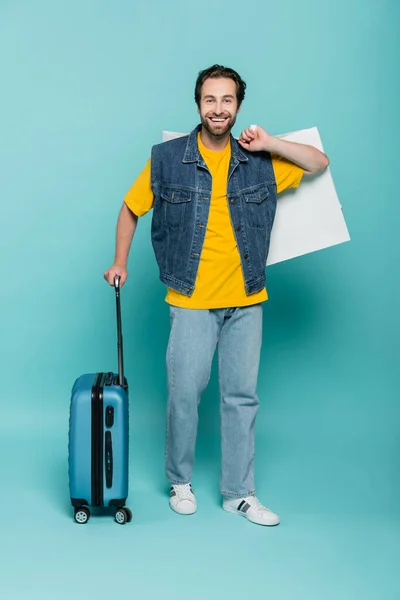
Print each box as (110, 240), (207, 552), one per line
(104, 65), (329, 526)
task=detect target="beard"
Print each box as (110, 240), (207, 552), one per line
(200, 111), (237, 138)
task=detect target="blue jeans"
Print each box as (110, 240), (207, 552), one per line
(165, 304), (263, 498)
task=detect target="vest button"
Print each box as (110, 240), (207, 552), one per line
(244, 253), (249, 260)
(231, 198), (236, 204)
(236, 226), (241, 232)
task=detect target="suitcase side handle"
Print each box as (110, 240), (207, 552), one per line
(114, 276), (125, 388)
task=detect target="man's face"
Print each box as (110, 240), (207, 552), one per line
(198, 77), (240, 138)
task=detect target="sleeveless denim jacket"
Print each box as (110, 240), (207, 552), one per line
(150, 124), (277, 297)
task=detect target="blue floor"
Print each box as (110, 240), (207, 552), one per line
(3, 419), (399, 600)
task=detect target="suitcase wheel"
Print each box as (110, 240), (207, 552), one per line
(74, 506), (90, 524)
(115, 507), (132, 525)
(124, 507), (132, 523)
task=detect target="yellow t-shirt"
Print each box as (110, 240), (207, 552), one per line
(124, 134), (303, 309)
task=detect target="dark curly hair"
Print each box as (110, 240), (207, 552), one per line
(194, 64), (246, 108)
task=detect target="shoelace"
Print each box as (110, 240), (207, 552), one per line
(175, 484), (193, 499)
(245, 496), (270, 513)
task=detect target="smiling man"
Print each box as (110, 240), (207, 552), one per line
(104, 65), (329, 526)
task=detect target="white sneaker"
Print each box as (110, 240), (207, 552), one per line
(169, 484), (197, 515)
(223, 495), (280, 526)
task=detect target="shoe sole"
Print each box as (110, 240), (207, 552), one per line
(223, 504), (280, 527)
(169, 502), (197, 516)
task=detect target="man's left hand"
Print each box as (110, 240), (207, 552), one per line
(238, 124), (330, 174)
(238, 125), (271, 152)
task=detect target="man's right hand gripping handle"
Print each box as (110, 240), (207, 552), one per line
(104, 264), (128, 287)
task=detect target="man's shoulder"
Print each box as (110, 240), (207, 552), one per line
(152, 135), (189, 154)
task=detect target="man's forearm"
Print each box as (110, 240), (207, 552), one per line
(114, 202), (138, 267)
(266, 137), (329, 174)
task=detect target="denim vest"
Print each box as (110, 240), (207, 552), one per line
(150, 124), (277, 297)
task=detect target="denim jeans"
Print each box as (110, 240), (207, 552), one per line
(165, 304), (263, 498)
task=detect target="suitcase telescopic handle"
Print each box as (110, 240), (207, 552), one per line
(113, 275), (125, 387)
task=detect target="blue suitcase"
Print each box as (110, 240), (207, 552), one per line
(68, 276), (131, 524)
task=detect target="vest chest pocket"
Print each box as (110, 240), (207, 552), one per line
(161, 187), (193, 229)
(244, 184), (272, 229)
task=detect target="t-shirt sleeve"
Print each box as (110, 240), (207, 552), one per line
(272, 155), (304, 194)
(124, 158), (154, 217)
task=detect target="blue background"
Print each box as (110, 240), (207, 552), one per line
(1, 0), (399, 598)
